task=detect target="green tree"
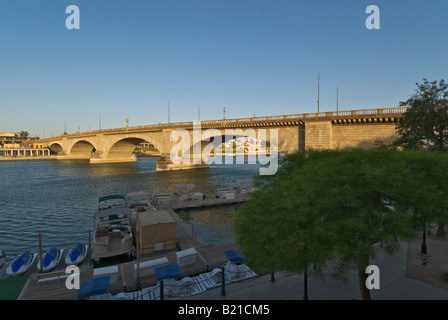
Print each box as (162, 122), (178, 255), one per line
(432, 154), (448, 237)
(235, 149), (419, 300)
(19, 131), (30, 140)
(395, 79), (448, 151)
(400, 150), (448, 240)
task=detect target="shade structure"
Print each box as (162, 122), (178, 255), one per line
(136, 210), (177, 254)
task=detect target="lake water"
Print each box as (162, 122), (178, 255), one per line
(0, 157), (261, 262)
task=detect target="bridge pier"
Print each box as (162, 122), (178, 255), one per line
(56, 155), (91, 160)
(90, 157), (137, 164)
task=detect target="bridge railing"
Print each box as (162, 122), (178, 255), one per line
(382, 107), (409, 114)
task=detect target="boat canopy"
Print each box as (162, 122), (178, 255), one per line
(94, 207), (134, 218)
(98, 195), (126, 203)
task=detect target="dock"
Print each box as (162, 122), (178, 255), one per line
(154, 193), (251, 211)
(2, 206), (247, 300)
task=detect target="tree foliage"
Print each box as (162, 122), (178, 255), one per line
(395, 79), (448, 151)
(400, 150), (448, 237)
(19, 131), (30, 140)
(235, 148), (448, 299)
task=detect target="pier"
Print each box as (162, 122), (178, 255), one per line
(0, 194), (251, 300)
(154, 194), (251, 211)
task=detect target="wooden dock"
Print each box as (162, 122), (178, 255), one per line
(154, 193), (251, 211)
(6, 208), (242, 300)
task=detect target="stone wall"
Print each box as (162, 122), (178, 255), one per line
(303, 121), (399, 150)
(304, 121), (333, 149)
(331, 122), (398, 149)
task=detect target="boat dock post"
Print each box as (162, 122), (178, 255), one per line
(38, 233), (43, 273)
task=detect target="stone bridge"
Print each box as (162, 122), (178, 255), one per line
(38, 107), (408, 171)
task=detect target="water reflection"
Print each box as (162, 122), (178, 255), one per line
(55, 159), (144, 177)
(178, 204), (240, 244)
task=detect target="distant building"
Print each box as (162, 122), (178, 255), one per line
(0, 132), (43, 149)
(0, 132), (20, 148)
(0, 132), (50, 157)
(139, 141), (154, 149)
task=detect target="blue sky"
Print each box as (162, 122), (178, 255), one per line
(1, 0), (447, 137)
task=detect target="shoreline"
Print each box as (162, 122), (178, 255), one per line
(0, 151), (272, 162)
(0, 153), (160, 161)
(0, 156), (58, 161)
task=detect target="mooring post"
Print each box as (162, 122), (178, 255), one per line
(160, 280), (164, 300)
(221, 266), (226, 296)
(136, 229), (140, 286)
(38, 232), (43, 273)
(88, 229), (92, 267)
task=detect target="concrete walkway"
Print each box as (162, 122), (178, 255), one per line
(179, 239), (448, 300)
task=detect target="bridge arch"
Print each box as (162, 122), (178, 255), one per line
(196, 130), (274, 165)
(69, 140), (97, 159)
(106, 137), (146, 161)
(49, 142), (63, 155)
(169, 128), (275, 168)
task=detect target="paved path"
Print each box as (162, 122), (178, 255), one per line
(178, 237), (448, 300)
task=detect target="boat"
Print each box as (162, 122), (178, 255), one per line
(215, 188), (236, 199)
(126, 191), (156, 212)
(6, 251), (37, 277)
(278, 151), (288, 157)
(0, 250), (5, 269)
(65, 243), (88, 266)
(92, 207), (135, 262)
(234, 179), (257, 195)
(153, 193), (173, 204)
(37, 247), (64, 272)
(173, 184), (204, 201)
(98, 194), (127, 210)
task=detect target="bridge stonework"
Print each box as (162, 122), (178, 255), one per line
(38, 107), (407, 171)
(306, 120), (399, 150)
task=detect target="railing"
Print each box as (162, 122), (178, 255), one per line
(39, 107), (409, 141)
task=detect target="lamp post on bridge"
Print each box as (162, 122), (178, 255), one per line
(317, 72), (320, 113)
